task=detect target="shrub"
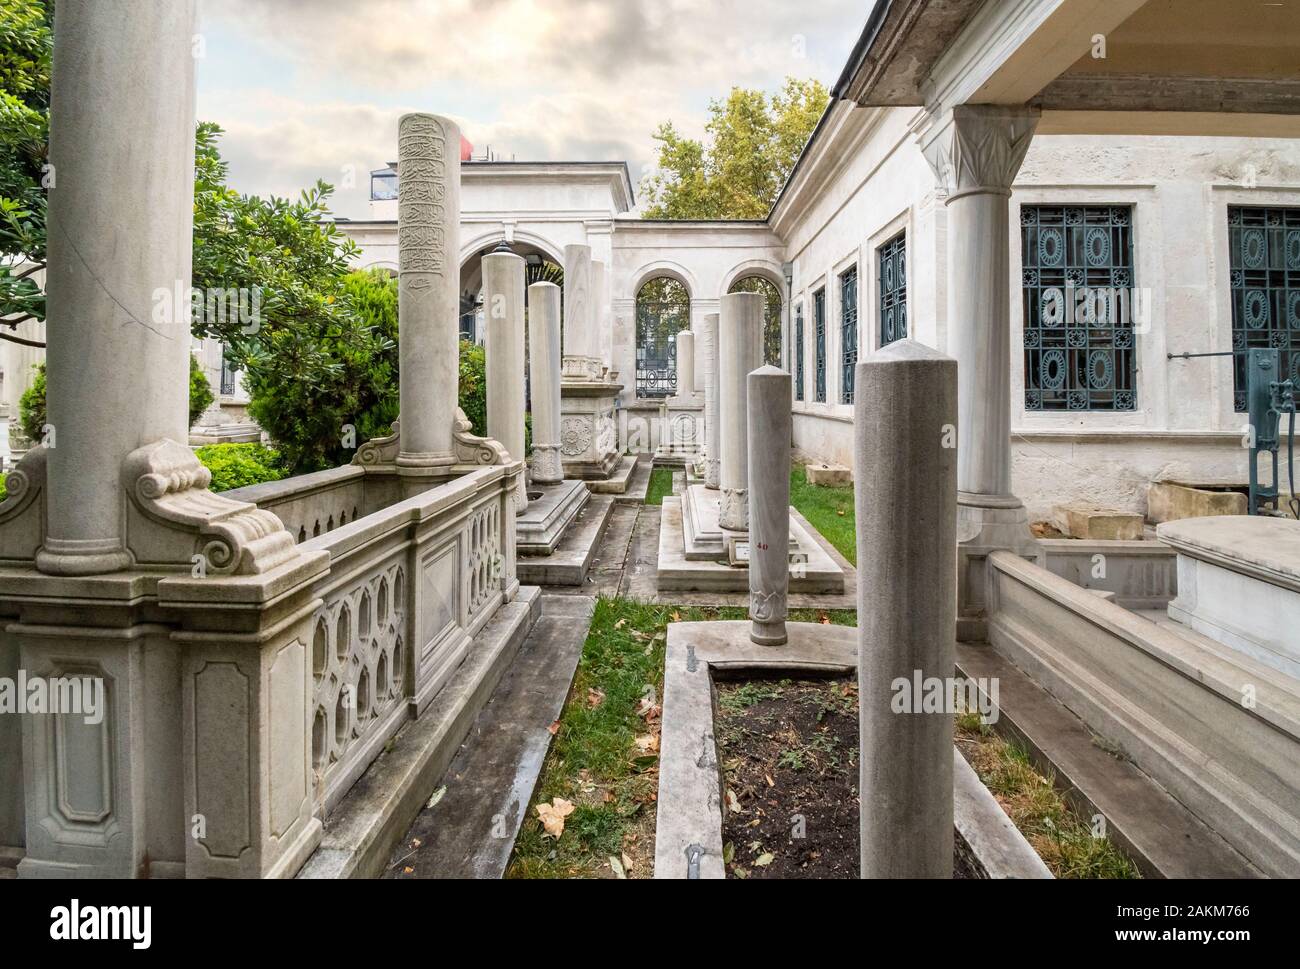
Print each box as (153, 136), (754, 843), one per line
(458, 339), (486, 436)
(195, 442), (287, 492)
(242, 268), (399, 473)
(189, 354), (215, 427)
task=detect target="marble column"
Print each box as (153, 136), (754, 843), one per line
(396, 112), (461, 473)
(528, 282), (564, 484)
(36, 0), (198, 575)
(702, 313), (721, 488)
(855, 339), (958, 878)
(484, 250), (528, 511)
(921, 104), (1042, 614)
(562, 244), (596, 379)
(748, 366), (791, 646)
(718, 293), (763, 530)
(676, 330), (696, 399)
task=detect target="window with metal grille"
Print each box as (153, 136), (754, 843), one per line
(814, 288), (826, 402)
(878, 232), (907, 347)
(1021, 205), (1136, 411)
(636, 277), (690, 398)
(795, 303), (805, 401)
(1229, 206), (1300, 411)
(840, 266), (858, 403)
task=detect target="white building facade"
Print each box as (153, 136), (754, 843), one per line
(340, 120), (1300, 521)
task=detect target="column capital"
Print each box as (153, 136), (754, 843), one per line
(919, 104), (1040, 202)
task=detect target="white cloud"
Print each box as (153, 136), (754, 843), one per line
(196, 0), (864, 216)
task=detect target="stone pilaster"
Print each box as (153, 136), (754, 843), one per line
(920, 104), (1043, 620)
(527, 282), (564, 484)
(854, 340), (957, 878)
(655, 329), (703, 465)
(718, 293), (764, 531)
(483, 250), (528, 511)
(395, 113), (461, 474)
(561, 244), (601, 381)
(747, 366), (791, 646)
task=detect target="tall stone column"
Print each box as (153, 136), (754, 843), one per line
(562, 244), (596, 379)
(921, 105), (1042, 616)
(718, 293), (763, 530)
(748, 366), (791, 646)
(36, 0), (198, 575)
(702, 313), (721, 489)
(483, 250), (528, 511)
(528, 282), (564, 484)
(591, 259), (608, 371)
(396, 112), (461, 473)
(676, 330), (696, 399)
(855, 340), (957, 878)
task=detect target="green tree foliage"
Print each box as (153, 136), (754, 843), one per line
(458, 339), (487, 437)
(240, 266), (400, 474)
(0, 0), (51, 342)
(640, 77), (829, 220)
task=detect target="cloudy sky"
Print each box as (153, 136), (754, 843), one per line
(195, 0), (866, 219)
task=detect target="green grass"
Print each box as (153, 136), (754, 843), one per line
(643, 467), (675, 506)
(957, 710), (1141, 879)
(789, 464), (856, 564)
(507, 597), (855, 878)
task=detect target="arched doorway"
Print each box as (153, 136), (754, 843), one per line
(459, 243), (564, 345)
(635, 277), (690, 398)
(727, 274), (783, 367)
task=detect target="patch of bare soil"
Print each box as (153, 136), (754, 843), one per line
(716, 676), (979, 879)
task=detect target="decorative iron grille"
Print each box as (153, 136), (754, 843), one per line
(1229, 206), (1300, 411)
(1021, 205), (1136, 411)
(636, 278), (690, 398)
(840, 266), (858, 404)
(814, 288), (826, 403)
(879, 232), (907, 346)
(795, 303), (805, 401)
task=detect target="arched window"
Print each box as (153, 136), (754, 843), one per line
(636, 277), (690, 398)
(727, 275), (783, 366)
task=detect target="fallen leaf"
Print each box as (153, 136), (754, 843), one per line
(614, 618), (627, 628)
(670, 610), (681, 622)
(547, 720), (560, 736)
(609, 855), (627, 879)
(726, 789), (743, 815)
(587, 687), (606, 709)
(723, 842), (735, 863)
(403, 866), (414, 874)
(636, 697), (661, 720)
(621, 851), (634, 873)
(425, 785), (447, 810)
(765, 774), (775, 788)
(535, 797), (575, 839)
(635, 733), (660, 754)
(755, 852), (775, 867)
(819, 614), (831, 625)
(733, 866), (749, 879)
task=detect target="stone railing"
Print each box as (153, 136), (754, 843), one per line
(1038, 537), (1177, 609)
(222, 465), (395, 544)
(984, 549), (1300, 877)
(295, 466), (518, 814)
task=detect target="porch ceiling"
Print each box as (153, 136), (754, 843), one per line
(836, 0), (1300, 136)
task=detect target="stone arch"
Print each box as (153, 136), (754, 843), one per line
(360, 260), (398, 277)
(628, 260), (698, 302)
(457, 232), (567, 345)
(725, 264), (786, 367)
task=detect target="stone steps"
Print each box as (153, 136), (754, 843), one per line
(955, 641), (1262, 878)
(517, 494), (615, 586)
